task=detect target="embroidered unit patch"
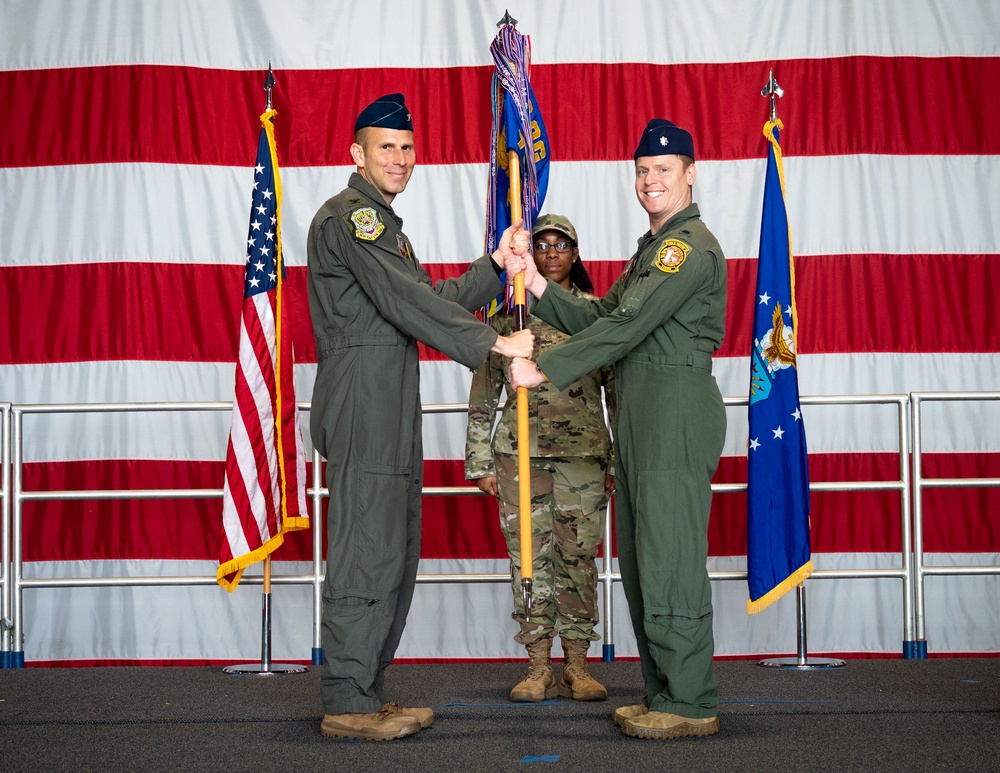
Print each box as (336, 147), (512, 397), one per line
(350, 207), (385, 241)
(396, 233), (414, 261)
(654, 239), (690, 273)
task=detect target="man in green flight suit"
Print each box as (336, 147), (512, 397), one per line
(509, 119), (727, 740)
(307, 93), (533, 741)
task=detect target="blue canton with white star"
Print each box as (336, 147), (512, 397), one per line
(244, 124), (280, 298)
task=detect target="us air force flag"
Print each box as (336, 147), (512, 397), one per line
(746, 119), (813, 614)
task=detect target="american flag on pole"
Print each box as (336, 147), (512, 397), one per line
(217, 107), (309, 592)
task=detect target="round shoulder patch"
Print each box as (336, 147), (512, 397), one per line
(653, 239), (690, 273)
(350, 207), (385, 241)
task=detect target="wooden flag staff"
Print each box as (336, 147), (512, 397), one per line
(508, 150), (534, 616)
(496, 11), (534, 617)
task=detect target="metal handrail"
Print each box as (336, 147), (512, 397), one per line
(910, 391), (1000, 650)
(1, 404), (11, 664)
(1, 390), (995, 664)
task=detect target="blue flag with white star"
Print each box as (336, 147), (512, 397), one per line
(746, 119), (813, 614)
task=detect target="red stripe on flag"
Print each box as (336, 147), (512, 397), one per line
(221, 441), (249, 561)
(3, 254), (998, 365)
(19, 454), (1000, 561)
(3, 57), (999, 168)
(232, 354), (278, 540)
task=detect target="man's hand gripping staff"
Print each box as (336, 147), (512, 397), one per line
(488, 221), (534, 359)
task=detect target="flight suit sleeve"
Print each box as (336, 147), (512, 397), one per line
(535, 247), (714, 390)
(320, 217), (499, 369)
(532, 278), (623, 335)
(425, 254), (506, 312)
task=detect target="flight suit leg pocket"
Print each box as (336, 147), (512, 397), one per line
(355, 462), (410, 556)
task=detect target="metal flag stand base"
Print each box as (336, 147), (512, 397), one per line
(758, 584), (846, 670)
(224, 558), (308, 676)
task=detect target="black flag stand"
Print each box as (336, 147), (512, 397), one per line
(224, 63), (307, 678)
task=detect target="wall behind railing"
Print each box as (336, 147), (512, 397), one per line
(2, 0), (999, 664)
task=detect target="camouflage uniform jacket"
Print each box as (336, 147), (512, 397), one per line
(465, 287), (616, 480)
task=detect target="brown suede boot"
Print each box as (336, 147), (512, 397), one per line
(558, 638), (607, 701)
(613, 703), (649, 726)
(620, 711), (719, 739)
(320, 708), (420, 740)
(509, 638), (558, 702)
(381, 701), (435, 729)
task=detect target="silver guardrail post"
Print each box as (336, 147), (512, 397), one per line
(311, 444), (325, 666)
(910, 391), (1000, 658)
(9, 407), (25, 667)
(1, 403), (11, 667)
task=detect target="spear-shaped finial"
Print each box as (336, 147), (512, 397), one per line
(497, 9), (518, 27)
(761, 68), (784, 122)
(264, 61), (275, 111)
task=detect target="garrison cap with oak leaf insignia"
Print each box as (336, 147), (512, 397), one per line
(633, 119), (695, 160)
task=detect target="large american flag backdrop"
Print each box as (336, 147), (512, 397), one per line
(2, 0), (998, 664)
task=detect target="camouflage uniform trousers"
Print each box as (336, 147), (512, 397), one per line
(494, 452), (610, 645)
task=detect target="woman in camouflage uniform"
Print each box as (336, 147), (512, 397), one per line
(466, 214), (615, 702)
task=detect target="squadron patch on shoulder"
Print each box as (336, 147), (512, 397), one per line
(654, 239), (690, 273)
(350, 207), (385, 241)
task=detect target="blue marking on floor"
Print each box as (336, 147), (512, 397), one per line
(518, 755), (560, 763)
(721, 698), (836, 704)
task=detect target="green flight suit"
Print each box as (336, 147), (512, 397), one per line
(534, 203), (727, 718)
(307, 172), (502, 715)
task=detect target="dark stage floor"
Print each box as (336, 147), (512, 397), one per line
(1, 658), (998, 772)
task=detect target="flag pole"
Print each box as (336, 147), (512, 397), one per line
(509, 151), (533, 616)
(753, 69), (843, 671)
(262, 59), (275, 608)
(223, 62), (307, 677)
(497, 11), (533, 616)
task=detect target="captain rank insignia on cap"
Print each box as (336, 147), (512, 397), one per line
(350, 207), (385, 241)
(654, 239), (690, 273)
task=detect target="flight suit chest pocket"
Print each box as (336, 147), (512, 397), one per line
(619, 267), (664, 317)
(619, 293), (643, 317)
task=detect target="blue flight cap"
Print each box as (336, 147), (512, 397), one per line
(354, 93), (413, 132)
(633, 119), (695, 161)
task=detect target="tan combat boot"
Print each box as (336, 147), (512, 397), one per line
(509, 638), (558, 702)
(558, 638), (607, 701)
(320, 707), (420, 740)
(613, 703), (649, 726)
(620, 711), (719, 740)
(381, 700), (435, 729)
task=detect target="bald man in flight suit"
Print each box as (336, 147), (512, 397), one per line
(307, 93), (533, 741)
